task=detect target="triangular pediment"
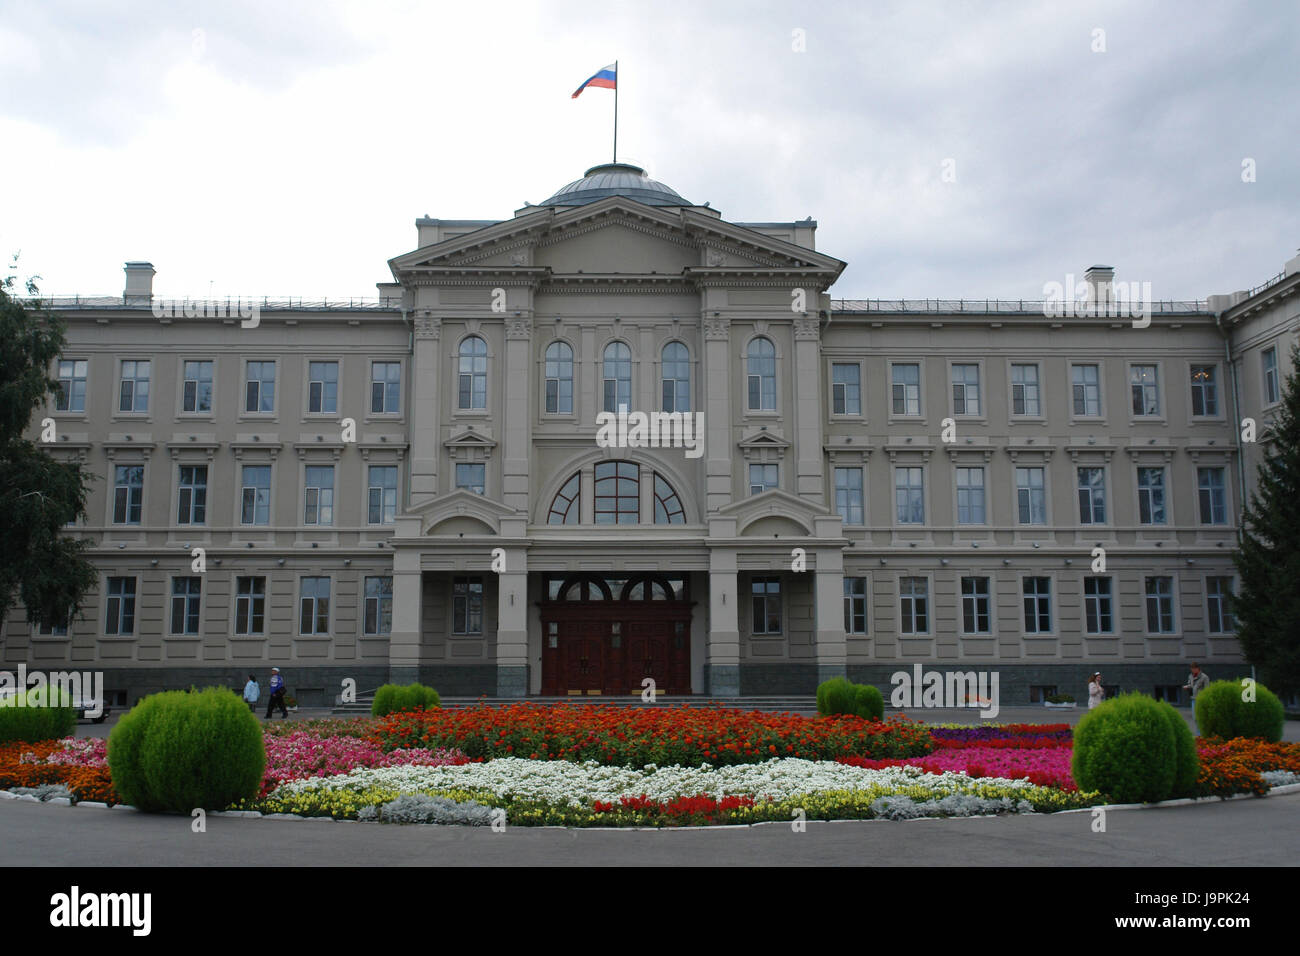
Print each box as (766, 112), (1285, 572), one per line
(716, 487), (833, 537)
(389, 197), (844, 280)
(406, 488), (518, 536)
(443, 429), (498, 452)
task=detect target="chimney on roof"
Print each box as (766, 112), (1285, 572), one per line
(1083, 265), (1114, 312)
(123, 261), (155, 304)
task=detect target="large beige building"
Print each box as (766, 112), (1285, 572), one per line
(4, 163), (1298, 707)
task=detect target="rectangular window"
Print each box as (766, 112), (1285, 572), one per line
(751, 576), (782, 635)
(1190, 365), (1218, 417)
(956, 466), (986, 524)
(749, 463), (778, 496)
(1083, 577), (1113, 634)
(1071, 363), (1101, 416)
(899, 577), (929, 635)
(169, 576), (201, 635)
(308, 361), (339, 414)
(1010, 363), (1041, 416)
(118, 360), (150, 412)
(112, 465), (144, 525)
(452, 577), (483, 635)
(240, 465), (271, 526)
(245, 361), (276, 413)
(299, 576), (331, 635)
(961, 576), (991, 634)
(895, 466), (925, 524)
(182, 360), (213, 413)
(38, 616), (70, 637)
(371, 361), (401, 414)
(1197, 467), (1227, 525)
(1077, 467), (1106, 524)
(843, 577), (867, 634)
(56, 359), (88, 412)
(367, 465), (398, 525)
(1016, 466), (1046, 525)
(177, 465), (207, 525)
(1263, 347), (1280, 405)
(1137, 467), (1167, 525)
(834, 467), (864, 525)
(1130, 364), (1160, 416)
(364, 576), (393, 636)
(456, 462), (486, 495)
(1145, 576), (1175, 633)
(1206, 577), (1235, 633)
(304, 465), (335, 526)
(891, 363), (921, 415)
(105, 577), (137, 636)
(831, 363), (861, 415)
(235, 577), (266, 635)
(1022, 577), (1052, 634)
(951, 363), (981, 416)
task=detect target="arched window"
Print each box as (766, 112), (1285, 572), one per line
(621, 574), (674, 601)
(458, 336), (487, 409)
(747, 337), (776, 411)
(603, 342), (632, 413)
(595, 460), (638, 524)
(544, 341), (573, 414)
(547, 472), (580, 525)
(653, 473), (686, 524)
(662, 342), (690, 412)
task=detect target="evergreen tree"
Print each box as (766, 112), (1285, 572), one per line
(1233, 342), (1300, 697)
(0, 257), (98, 631)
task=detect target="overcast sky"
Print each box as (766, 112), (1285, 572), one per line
(1, 0), (1295, 302)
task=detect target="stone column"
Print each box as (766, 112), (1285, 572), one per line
(813, 547), (847, 685)
(502, 315), (533, 513)
(792, 313), (825, 502)
(702, 313), (733, 513)
(495, 547), (528, 697)
(409, 313), (442, 504)
(389, 545), (423, 685)
(706, 547), (740, 695)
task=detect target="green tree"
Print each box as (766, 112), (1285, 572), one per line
(1233, 342), (1300, 697)
(0, 256), (97, 631)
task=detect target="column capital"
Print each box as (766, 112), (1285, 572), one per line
(702, 314), (731, 340)
(505, 315), (533, 340)
(793, 314), (820, 340)
(413, 311), (441, 340)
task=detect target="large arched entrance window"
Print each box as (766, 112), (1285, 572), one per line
(594, 460), (638, 524)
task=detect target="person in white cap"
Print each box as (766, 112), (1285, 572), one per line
(265, 667), (288, 719)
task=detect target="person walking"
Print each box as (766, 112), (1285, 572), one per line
(1087, 672), (1104, 710)
(243, 674), (260, 712)
(265, 667), (288, 720)
(1184, 662), (1209, 735)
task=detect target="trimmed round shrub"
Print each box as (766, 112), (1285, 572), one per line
(1072, 693), (1179, 802)
(817, 678), (883, 719)
(0, 684), (77, 743)
(372, 683), (441, 717)
(108, 688), (265, 812)
(852, 683), (884, 720)
(1195, 679), (1285, 742)
(1155, 699), (1199, 797)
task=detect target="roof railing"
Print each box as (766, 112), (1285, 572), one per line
(15, 295), (404, 311)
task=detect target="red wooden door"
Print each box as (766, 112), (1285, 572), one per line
(559, 621), (605, 694)
(626, 620), (671, 695)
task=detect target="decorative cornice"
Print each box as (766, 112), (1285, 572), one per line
(165, 441), (221, 461)
(1064, 443), (1118, 463)
(102, 441), (157, 462)
(1185, 444), (1237, 461)
(1005, 444), (1057, 463)
(1123, 444), (1175, 463)
(230, 441), (283, 461)
(942, 444), (994, 463)
(293, 441), (345, 461)
(358, 441), (409, 461)
(884, 443), (935, 463)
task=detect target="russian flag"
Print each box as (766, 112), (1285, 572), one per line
(572, 63), (616, 98)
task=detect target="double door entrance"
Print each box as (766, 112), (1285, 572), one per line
(539, 573), (693, 696)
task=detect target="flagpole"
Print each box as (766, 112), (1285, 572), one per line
(613, 60), (618, 163)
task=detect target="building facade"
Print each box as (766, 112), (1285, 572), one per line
(4, 163), (1298, 706)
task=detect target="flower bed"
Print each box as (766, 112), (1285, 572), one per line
(262, 730), (467, 794)
(0, 739), (118, 804)
(839, 746), (1076, 791)
(372, 704), (934, 767)
(251, 755), (1101, 824)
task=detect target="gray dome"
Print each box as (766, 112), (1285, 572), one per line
(539, 163), (689, 207)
